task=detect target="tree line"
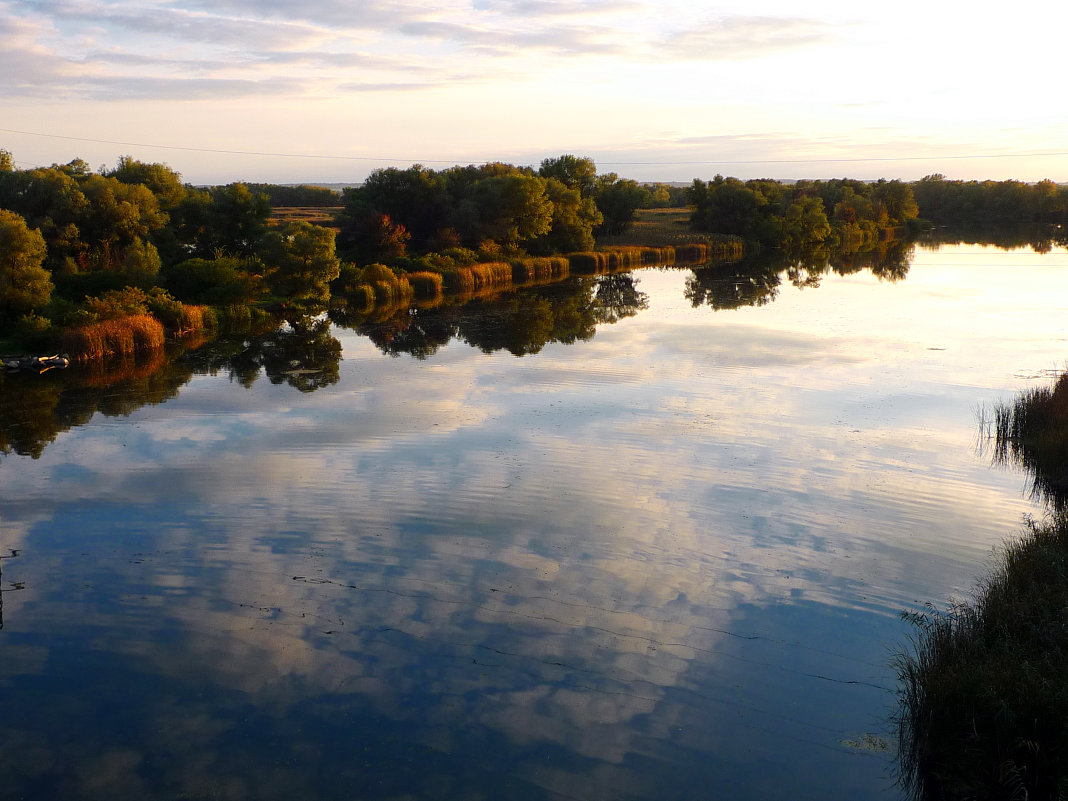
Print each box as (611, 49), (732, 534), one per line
(3, 143), (1068, 361)
(0, 151), (685, 359)
(687, 176), (923, 253)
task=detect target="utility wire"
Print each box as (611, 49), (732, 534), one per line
(3, 127), (1068, 167)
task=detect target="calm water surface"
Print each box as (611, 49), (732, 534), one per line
(1, 244), (1066, 800)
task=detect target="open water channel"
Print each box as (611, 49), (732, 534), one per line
(1, 243), (1066, 800)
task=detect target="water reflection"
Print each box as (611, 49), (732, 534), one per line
(684, 240), (914, 312)
(338, 273), (649, 359)
(920, 222), (1068, 253)
(0, 258), (920, 462)
(2, 244), (1066, 799)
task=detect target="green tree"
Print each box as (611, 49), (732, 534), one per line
(107, 156), (187, 211)
(780, 196), (831, 249)
(122, 236), (163, 282)
(336, 211), (410, 265)
(343, 166), (448, 249)
(593, 176), (649, 236)
(871, 180), (919, 224)
(688, 176), (767, 239)
(470, 173), (553, 248)
(0, 209), (53, 320)
(263, 221), (340, 310)
(161, 256), (262, 305)
(209, 183), (271, 256)
(531, 178), (602, 253)
(538, 155), (597, 196)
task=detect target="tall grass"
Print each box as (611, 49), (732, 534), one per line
(175, 304), (216, 334)
(340, 263), (414, 307)
(59, 315), (166, 361)
(406, 271), (445, 300)
(897, 373), (1068, 799)
(511, 256), (570, 284)
(992, 371), (1068, 509)
(441, 261), (513, 292)
(896, 515), (1068, 801)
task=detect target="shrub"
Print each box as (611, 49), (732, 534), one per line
(83, 287), (150, 320)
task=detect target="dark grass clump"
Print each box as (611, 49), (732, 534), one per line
(993, 372), (1068, 510)
(896, 515), (1068, 800)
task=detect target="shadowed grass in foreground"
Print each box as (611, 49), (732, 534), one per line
(898, 372), (1068, 799)
(896, 515), (1068, 800)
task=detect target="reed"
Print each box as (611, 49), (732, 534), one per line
(59, 314), (166, 361)
(406, 271), (445, 300)
(896, 515), (1068, 801)
(569, 251), (609, 273)
(346, 285), (376, 312)
(992, 371), (1068, 509)
(371, 278), (413, 306)
(511, 256), (570, 283)
(442, 261), (513, 292)
(175, 304), (217, 334)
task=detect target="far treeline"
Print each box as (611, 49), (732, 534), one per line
(1, 146), (1067, 361)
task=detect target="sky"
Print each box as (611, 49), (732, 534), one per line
(2, 0), (1067, 185)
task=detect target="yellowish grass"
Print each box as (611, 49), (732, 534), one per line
(407, 271), (445, 300)
(60, 315), (166, 361)
(511, 256), (570, 283)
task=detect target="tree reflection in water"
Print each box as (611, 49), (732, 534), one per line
(2, 250), (917, 461)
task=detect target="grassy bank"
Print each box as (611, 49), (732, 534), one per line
(896, 515), (1068, 801)
(897, 372), (1068, 800)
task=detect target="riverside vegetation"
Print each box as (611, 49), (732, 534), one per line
(0, 151), (719, 361)
(10, 146), (1068, 363)
(897, 372), (1068, 801)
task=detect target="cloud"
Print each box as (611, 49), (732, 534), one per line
(2, 0), (847, 107)
(0, 13), (81, 95)
(665, 15), (842, 60)
(80, 75), (305, 100)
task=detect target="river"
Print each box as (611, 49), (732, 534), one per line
(0, 242), (1065, 800)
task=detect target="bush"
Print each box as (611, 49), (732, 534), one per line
(83, 287), (150, 320)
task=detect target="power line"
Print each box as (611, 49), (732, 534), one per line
(2, 126), (1068, 167)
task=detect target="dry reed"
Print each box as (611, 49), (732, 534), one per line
(59, 315), (166, 361)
